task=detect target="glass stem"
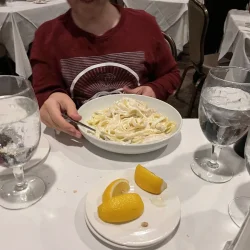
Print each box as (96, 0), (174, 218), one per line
(208, 145), (221, 169)
(13, 165), (27, 191)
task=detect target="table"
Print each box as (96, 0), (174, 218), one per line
(0, 119), (247, 250)
(219, 10), (250, 69)
(0, 0), (69, 78)
(124, 0), (189, 54)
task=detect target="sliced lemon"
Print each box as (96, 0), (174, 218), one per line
(98, 193), (144, 223)
(134, 164), (167, 195)
(102, 178), (130, 203)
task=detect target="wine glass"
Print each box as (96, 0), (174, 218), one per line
(0, 76), (45, 210)
(229, 131), (250, 227)
(191, 66), (250, 183)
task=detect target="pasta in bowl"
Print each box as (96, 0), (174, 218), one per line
(88, 98), (176, 144)
(78, 94), (182, 154)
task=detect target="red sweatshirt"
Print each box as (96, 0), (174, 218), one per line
(31, 6), (180, 108)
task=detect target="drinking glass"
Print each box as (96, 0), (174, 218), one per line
(229, 131), (250, 227)
(0, 76), (45, 210)
(191, 66), (250, 183)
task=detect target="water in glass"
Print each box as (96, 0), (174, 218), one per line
(0, 96), (41, 167)
(0, 76), (46, 210)
(199, 86), (250, 146)
(191, 66), (250, 183)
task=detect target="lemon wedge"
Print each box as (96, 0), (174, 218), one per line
(102, 178), (130, 203)
(98, 193), (144, 223)
(134, 164), (167, 195)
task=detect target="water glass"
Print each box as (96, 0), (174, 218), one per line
(191, 67), (250, 183)
(0, 76), (45, 210)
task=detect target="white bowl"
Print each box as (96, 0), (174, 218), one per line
(78, 94), (182, 154)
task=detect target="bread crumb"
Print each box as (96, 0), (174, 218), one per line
(73, 190), (77, 193)
(141, 222), (148, 227)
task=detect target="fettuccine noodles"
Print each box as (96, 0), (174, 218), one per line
(87, 98), (176, 144)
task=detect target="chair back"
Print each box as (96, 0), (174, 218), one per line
(110, 0), (124, 6)
(0, 44), (7, 58)
(188, 0), (209, 71)
(162, 33), (178, 61)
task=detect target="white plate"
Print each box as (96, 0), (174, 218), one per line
(85, 169), (181, 248)
(85, 211), (157, 249)
(78, 94), (182, 154)
(0, 136), (50, 176)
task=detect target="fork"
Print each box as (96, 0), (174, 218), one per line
(62, 113), (96, 133)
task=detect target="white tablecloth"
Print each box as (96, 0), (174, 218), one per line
(0, 119), (246, 250)
(219, 10), (250, 69)
(0, 0), (69, 78)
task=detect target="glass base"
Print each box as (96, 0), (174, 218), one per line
(228, 197), (250, 227)
(191, 157), (233, 183)
(0, 176), (45, 210)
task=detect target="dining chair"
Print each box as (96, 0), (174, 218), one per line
(0, 43), (14, 75)
(175, 0), (229, 117)
(162, 32), (178, 61)
(110, 0), (124, 6)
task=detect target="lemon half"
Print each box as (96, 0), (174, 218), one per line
(134, 164), (167, 195)
(102, 178), (130, 202)
(98, 193), (144, 223)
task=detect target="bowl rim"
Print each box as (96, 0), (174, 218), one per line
(77, 94), (183, 147)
